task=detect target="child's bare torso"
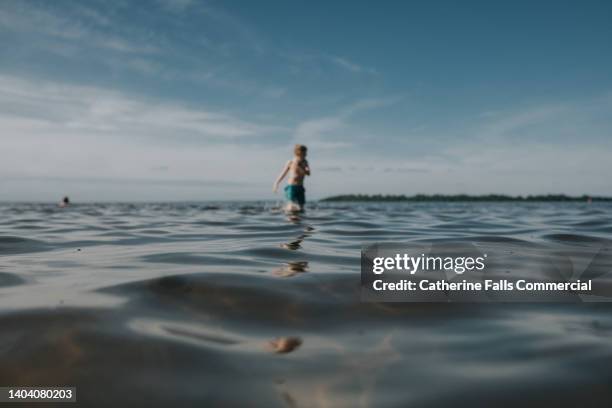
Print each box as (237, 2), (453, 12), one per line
(288, 158), (308, 185)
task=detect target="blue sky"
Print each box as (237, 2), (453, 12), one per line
(1, 0), (611, 201)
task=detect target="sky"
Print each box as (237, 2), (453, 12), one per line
(1, 0), (611, 201)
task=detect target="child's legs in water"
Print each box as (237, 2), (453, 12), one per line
(284, 185), (306, 212)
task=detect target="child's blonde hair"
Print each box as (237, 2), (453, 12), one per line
(294, 144), (307, 156)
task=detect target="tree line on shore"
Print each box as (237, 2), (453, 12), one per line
(321, 194), (610, 202)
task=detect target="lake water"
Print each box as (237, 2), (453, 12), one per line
(1, 201), (612, 407)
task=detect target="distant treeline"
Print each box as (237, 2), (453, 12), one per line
(321, 194), (612, 202)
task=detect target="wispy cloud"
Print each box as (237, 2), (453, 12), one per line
(281, 51), (378, 77)
(293, 97), (398, 148)
(0, 2), (159, 54)
(330, 56), (378, 75)
(0, 75), (279, 139)
(0, 0), (380, 102)
(466, 95), (612, 145)
(0, 1), (286, 98)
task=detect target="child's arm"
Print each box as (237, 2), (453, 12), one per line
(273, 160), (291, 192)
(303, 160), (311, 176)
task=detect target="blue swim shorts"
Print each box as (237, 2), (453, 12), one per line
(284, 184), (305, 206)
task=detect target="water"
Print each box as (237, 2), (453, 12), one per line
(1, 201), (612, 407)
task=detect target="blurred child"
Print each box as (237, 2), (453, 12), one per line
(273, 145), (311, 212)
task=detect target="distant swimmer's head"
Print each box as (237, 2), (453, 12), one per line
(59, 196), (70, 208)
(294, 144), (307, 159)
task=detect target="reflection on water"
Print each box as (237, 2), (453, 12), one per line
(281, 237), (306, 251)
(280, 218), (314, 251)
(1, 201), (612, 406)
(267, 337), (303, 354)
(273, 261), (309, 278)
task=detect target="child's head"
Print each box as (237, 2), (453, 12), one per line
(294, 144), (307, 159)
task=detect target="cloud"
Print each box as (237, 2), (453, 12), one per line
(0, 75), (279, 140)
(0, 1), (381, 102)
(0, 74), (292, 201)
(293, 93), (612, 197)
(293, 97), (398, 149)
(460, 95), (612, 148)
(2, 73), (611, 199)
(294, 116), (345, 145)
(0, 1), (287, 98)
(330, 56), (377, 75)
(0, 2), (159, 54)
(281, 51), (379, 77)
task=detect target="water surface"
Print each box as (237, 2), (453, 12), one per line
(1, 202), (612, 407)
